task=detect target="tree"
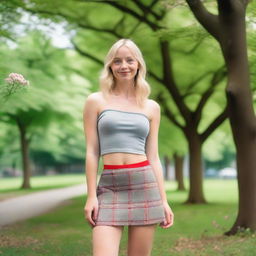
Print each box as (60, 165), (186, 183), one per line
(159, 114), (187, 186)
(15, 0), (231, 203)
(186, 0), (256, 234)
(0, 31), (84, 188)
(174, 153), (185, 191)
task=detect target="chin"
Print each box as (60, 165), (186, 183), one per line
(118, 75), (135, 80)
(120, 78), (135, 82)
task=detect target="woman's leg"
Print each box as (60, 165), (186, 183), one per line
(127, 224), (157, 256)
(92, 225), (124, 256)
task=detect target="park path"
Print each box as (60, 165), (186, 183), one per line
(0, 183), (86, 228)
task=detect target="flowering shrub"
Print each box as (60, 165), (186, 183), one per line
(5, 73), (29, 86)
(1, 73), (30, 101)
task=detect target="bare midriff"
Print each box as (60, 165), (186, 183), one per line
(102, 152), (148, 165)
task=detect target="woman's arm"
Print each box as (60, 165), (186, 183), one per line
(83, 93), (100, 226)
(83, 93), (100, 198)
(145, 100), (167, 202)
(145, 100), (174, 228)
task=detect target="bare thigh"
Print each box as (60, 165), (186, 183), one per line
(127, 224), (157, 256)
(92, 225), (124, 256)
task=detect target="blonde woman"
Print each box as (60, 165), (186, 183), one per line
(83, 38), (174, 256)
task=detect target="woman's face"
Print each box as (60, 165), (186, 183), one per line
(110, 46), (139, 82)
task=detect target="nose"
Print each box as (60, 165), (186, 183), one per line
(120, 60), (128, 69)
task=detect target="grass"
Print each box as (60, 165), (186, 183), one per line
(0, 177), (255, 256)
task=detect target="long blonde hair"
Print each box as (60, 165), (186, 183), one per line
(99, 39), (151, 108)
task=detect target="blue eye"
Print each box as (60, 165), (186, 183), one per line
(113, 59), (121, 64)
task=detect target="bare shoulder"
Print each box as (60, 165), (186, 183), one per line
(83, 92), (103, 116)
(84, 91), (102, 107)
(147, 99), (160, 110)
(145, 99), (161, 117)
(85, 91), (102, 103)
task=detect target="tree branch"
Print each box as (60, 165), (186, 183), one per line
(194, 66), (226, 126)
(80, 0), (163, 31)
(188, 36), (206, 54)
(182, 70), (214, 99)
(148, 71), (163, 84)
(160, 40), (191, 122)
(200, 105), (228, 142)
(127, 20), (142, 37)
(24, 6), (123, 38)
(132, 0), (163, 20)
(71, 39), (103, 66)
(77, 22), (122, 38)
(185, 0), (220, 41)
(156, 92), (184, 129)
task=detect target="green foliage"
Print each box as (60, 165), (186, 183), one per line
(0, 0), (24, 40)
(159, 114), (187, 156)
(202, 118), (236, 163)
(0, 31), (89, 170)
(0, 0), (255, 168)
(247, 3), (256, 100)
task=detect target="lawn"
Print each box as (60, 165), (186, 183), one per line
(0, 177), (255, 256)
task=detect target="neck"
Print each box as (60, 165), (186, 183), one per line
(112, 80), (136, 98)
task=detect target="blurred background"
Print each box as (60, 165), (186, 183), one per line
(2, 0), (252, 183)
(0, 1), (256, 255)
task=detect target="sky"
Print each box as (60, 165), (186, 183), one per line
(8, 10), (75, 49)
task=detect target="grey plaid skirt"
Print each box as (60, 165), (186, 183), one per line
(95, 162), (165, 226)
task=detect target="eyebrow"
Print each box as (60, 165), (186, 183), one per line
(113, 56), (135, 59)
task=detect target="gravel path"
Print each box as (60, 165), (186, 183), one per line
(0, 184), (86, 228)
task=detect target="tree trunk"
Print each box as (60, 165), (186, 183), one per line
(163, 155), (171, 180)
(174, 153), (185, 191)
(185, 129), (206, 203)
(186, 0), (256, 234)
(17, 121), (31, 189)
(159, 40), (227, 204)
(218, 5), (256, 234)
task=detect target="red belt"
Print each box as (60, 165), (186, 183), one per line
(103, 159), (150, 169)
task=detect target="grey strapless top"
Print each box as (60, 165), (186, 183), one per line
(97, 109), (150, 156)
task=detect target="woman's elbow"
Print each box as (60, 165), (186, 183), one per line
(86, 148), (100, 160)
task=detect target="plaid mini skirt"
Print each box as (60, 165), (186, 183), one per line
(95, 160), (166, 226)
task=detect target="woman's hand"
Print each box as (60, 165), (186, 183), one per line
(160, 201), (174, 229)
(84, 196), (99, 227)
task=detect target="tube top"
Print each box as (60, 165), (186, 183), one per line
(97, 109), (150, 156)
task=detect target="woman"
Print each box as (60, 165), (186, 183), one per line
(83, 38), (174, 256)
